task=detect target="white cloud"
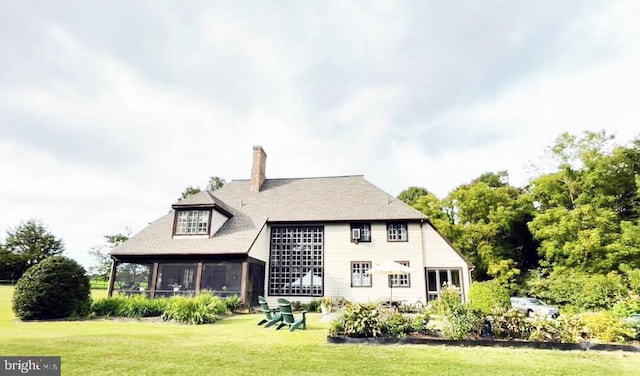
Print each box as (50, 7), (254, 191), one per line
(0, 1), (639, 268)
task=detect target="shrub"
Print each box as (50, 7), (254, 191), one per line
(120, 295), (170, 317)
(382, 312), (413, 338)
(331, 303), (384, 337)
(162, 291), (228, 325)
(223, 295), (242, 312)
(491, 309), (531, 340)
(91, 296), (128, 317)
(92, 295), (170, 318)
(431, 284), (462, 315)
(410, 311), (431, 334)
(526, 270), (626, 311)
(612, 295), (640, 317)
(297, 299), (322, 312)
(580, 311), (635, 343)
(468, 281), (511, 315)
(527, 315), (585, 343)
(442, 305), (483, 340)
(13, 256), (91, 320)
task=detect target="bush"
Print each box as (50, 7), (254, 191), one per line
(579, 311), (635, 343)
(12, 256), (91, 320)
(526, 270), (626, 311)
(431, 284), (462, 315)
(92, 295), (170, 318)
(410, 311), (431, 334)
(91, 296), (128, 317)
(612, 295), (640, 317)
(491, 309), (531, 340)
(382, 312), (413, 338)
(223, 295), (242, 312)
(442, 305), (483, 340)
(468, 281), (511, 315)
(162, 291), (228, 325)
(330, 303), (384, 337)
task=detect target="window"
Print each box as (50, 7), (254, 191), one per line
(269, 226), (324, 296)
(201, 262), (242, 298)
(389, 261), (410, 287)
(156, 263), (197, 295)
(350, 223), (371, 242)
(175, 210), (210, 235)
(426, 268), (462, 301)
(387, 222), (408, 242)
(351, 261), (372, 287)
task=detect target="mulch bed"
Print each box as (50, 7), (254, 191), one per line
(327, 335), (640, 352)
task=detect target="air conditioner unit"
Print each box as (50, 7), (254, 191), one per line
(352, 228), (361, 242)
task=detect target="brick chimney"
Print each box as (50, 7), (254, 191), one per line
(250, 146), (267, 192)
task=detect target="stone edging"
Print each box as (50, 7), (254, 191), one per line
(326, 336), (640, 352)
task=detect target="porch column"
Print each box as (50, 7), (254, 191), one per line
(240, 261), (249, 305)
(107, 259), (118, 297)
(195, 262), (203, 295)
(149, 262), (159, 299)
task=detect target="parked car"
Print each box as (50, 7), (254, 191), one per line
(622, 314), (640, 325)
(510, 297), (560, 318)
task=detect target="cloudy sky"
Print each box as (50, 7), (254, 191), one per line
(1, 0), (639, 268)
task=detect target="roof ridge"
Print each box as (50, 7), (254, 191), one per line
(231, 175), (364, 182)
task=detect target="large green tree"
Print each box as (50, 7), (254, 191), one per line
(409, 172), (537, 286)
(1, 219), (65, 280)
(87, 232), (129, 281)
(398, 186), (430, 207)
(528, 131), (640, 273)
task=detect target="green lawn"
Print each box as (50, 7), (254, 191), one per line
(0, 286), (639, 375)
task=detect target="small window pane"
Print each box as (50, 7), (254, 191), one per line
(439, 270), (449, 287)
(427, 270), (437, 292)
(450, 269), (461, 288)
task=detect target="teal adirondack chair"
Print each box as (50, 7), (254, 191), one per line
(276, 298), (307, 332)
(257, 296), (282, 327)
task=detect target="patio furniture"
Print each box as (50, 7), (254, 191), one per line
(257, 295), (282, 327)
(276, 298), (307, 332)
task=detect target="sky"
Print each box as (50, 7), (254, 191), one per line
(1, 0), (639, 268)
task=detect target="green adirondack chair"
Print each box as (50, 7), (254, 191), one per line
(257, 295), (282, 327)
(276, 298), (307, 332)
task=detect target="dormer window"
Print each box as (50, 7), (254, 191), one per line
(175, 210), (211, 235)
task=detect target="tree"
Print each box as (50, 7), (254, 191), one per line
(2, 220), (65, 278)
(528, 131), (640, 274)
(207, 176), (226, 191)
(12, 255), (91, 320)
(87, 231), (129, 280)
(397, 186), (430, 206)
(411, 172), (537, 287)
(179, 186), (202, 200)
(178, 176), (226, 200)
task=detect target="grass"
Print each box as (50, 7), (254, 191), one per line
(0, 286), (639, 375)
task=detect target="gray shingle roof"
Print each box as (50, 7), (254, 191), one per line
(111, 175), (426, 257)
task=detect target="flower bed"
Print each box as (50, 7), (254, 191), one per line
(326, 335), (640, 352)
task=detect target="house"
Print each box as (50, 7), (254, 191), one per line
(108, 146), (472, 307)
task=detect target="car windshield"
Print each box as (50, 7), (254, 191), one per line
(526, 298), (547, 305)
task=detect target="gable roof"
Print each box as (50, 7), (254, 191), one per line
(214, 175), (427, 222)
(111, 175), (426, 257)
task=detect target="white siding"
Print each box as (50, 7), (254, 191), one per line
(247, 222), (269, 262)
(422, 223), (471, 299)
(210, 210), (229, 236)
(261, 221), (472, 306)
(323, 222), (427, 305)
